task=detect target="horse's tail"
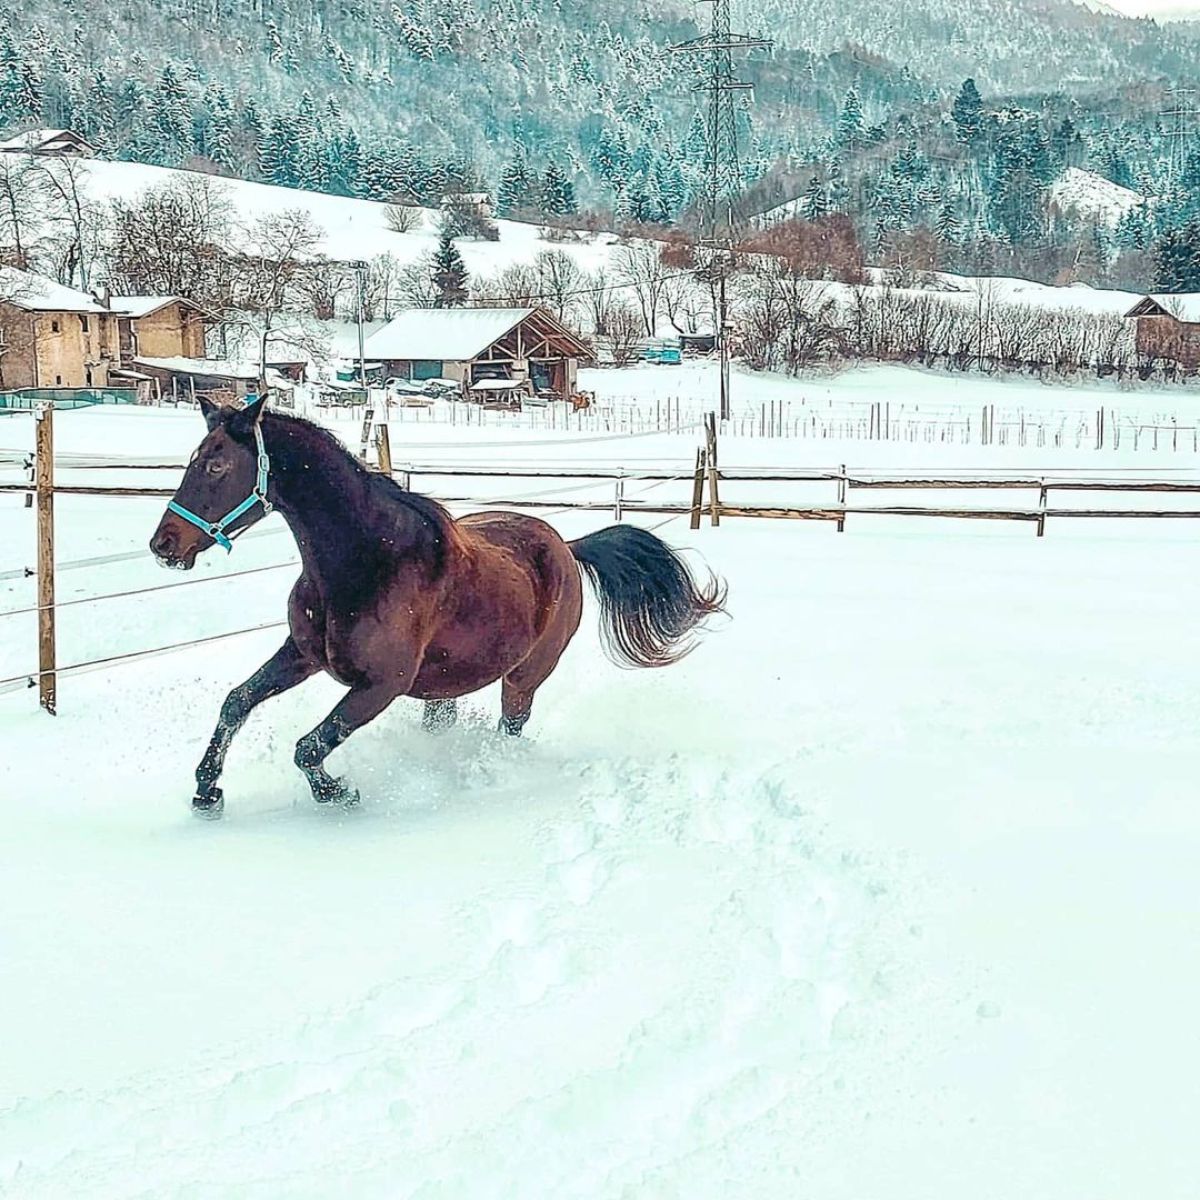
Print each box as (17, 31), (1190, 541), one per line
(569, 525), (726, 669)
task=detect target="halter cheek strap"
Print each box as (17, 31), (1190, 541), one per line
(167, 397), (273, 553)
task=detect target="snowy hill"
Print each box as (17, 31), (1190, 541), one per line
(73, 160), (619, 283)
(1048, 167), (1144, 227)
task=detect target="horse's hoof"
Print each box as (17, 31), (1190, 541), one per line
(314, 778), (359, 808)
(192, 788), (224, 819)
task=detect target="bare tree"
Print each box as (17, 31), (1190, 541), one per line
(36, 158), (101, 290)
(294, 258), (355, 320)
(0, 156), (45, 270)
(394, 252), (441, 307)
(614, 242), (668, 335)
(475, 262), (540, 307)
(103, 177), (236, 306)
(363, 252), (401, 321)
(581, 269), (612, 335)
(232, 209), (325, 378)
(605, 302), (644, 366)
(661, 271), (707, 335)
(533, 250), (582, 321)
(385, 204), (423, 234)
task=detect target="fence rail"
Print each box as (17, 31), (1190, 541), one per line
(12, 418), (1200, 709)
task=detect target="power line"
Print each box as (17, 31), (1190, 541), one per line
(1162, 84), (1196, 192)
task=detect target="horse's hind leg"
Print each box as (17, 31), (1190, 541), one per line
(422, 699), (457, 732)
(499, 678), (534, 737)
(498, 635), (575, 737)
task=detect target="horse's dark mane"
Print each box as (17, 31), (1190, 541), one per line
(237, 408), (458, 582)
(260, 409), (453, 530)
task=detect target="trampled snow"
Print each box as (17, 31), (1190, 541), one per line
(2, 365), (1199, 1197)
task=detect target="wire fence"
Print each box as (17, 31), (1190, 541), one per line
(9, 452), (1200, 706)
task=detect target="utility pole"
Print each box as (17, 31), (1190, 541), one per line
(347, 259), (369, 393)
(672, 0), (771, 421)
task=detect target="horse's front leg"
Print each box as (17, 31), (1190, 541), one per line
(193, 637), (319, 818)
(294, 679), (405, 807)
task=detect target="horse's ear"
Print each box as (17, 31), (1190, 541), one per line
(227, 394), (266, 440)
(198, 396), (222, 433)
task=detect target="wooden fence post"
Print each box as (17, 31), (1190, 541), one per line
(358, 403), (375, 460)
(837, 463), (847, 533)
(1037, 480), (1048, 538)
(614, 473), (624, 521)
(690, 447), (706, 530)
(35, 402), (56, 715)
(374, 423), (393, 475)
(705, 412), (721, 527)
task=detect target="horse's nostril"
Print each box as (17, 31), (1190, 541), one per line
(151, 529), (176, 558)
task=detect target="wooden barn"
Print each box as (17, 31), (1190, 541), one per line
(1125, 294), (1200, 368)
(0, 128), (96, 158)
(363, 307), (591, 400)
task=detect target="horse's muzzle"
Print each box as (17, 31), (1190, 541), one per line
(149, 514), (201, 570)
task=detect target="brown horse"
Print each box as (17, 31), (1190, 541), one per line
(149, 399), (725, 817)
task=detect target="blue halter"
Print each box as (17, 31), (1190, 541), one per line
(167, 395), (273, 553)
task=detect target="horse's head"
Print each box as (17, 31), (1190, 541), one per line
(149, 396), (270, 570)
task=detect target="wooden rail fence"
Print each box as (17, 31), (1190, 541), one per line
(9, 409), (1200, 710)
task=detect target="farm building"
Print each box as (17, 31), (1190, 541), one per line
(1125, 294), (1200, 368)
(110, 296), (216, 361)
(0, 266), (120, 390)
(0, 128), (96, 157)
(363, 307), (591, 399)
(133, 356), (295, 404)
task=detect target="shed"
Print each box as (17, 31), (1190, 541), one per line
(363, 306), (591, 400)
(1125, 294), (1200, 368)
(0, 129), (96, 158)
(134, 355), (294, 403)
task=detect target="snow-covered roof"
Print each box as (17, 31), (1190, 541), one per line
(135, 355), (259, 379)
(1126, 294), (1200, 323)
(135, 355), (296, 390)
(111, 295), (212, 319)
(470, 378), (528, 391)
(0, 128), (94, 155)
(364, 308), (535, 361)
(0, 266), (110, 314)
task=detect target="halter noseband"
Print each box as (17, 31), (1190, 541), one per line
(167, 395), (273, 553)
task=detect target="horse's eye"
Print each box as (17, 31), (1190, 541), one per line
(205, 460), (228, 477)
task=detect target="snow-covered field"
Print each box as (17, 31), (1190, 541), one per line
(3, 369), (1200, 1197)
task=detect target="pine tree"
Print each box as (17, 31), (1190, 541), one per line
(205, 84), (233, 167)
(837, 88), (864, 149)
(800, 175), (827, 220)
(154, 64), (192, 161)
(497, 154), (538, 216)
(1154, 222), (1200, 292)
(936, 202), (960, 244)
(541, 161), (572, 215)
(827, 158), (849, 212)
(432, 233), (468, 307)
(259, 115), (297, 187)
(952, 78), (985, 146)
